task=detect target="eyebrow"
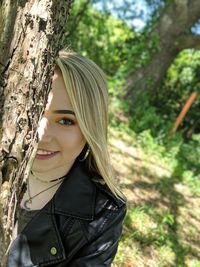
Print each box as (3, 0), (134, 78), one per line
(53, 110), (75, 116)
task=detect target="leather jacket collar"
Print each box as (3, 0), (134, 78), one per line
(44, 159), (122, 220)
(51, 160), (96, 220)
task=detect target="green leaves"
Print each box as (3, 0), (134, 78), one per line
(67, 0), (136, 76)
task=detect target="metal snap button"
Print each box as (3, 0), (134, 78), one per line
(50, 247), (57, 255)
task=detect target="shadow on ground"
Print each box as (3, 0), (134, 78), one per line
(110, 139), (200, 267)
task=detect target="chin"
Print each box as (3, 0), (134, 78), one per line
(31, 167), (53, 173)
(31, 162), (54, 173)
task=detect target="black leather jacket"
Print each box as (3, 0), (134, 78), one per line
(7, 160), (126, 267)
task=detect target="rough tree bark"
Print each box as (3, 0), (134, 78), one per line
(0, 0), (73, 265)
(125, 0), (200, 103)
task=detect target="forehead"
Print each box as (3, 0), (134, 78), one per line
(46, 70), (73, 110)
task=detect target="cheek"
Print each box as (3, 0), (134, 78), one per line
(60, 130), (85, 154)
(37, 117), (49, 141)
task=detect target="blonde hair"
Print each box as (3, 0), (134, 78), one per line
(56, 50), (125, 201)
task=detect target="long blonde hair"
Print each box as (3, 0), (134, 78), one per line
(56, 50), (125, 201)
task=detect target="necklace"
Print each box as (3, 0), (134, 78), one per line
(31, 170), (66, 183)
(23, 175), (64, 211)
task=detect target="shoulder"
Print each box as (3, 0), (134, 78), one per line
(73, 179), (127, 252)
(93, 178), (126, 216)
(85, 178), (127, 235)
(54, 165), (127, 262)
(53, 160), (126, 220)
(58, 173), (127, 266)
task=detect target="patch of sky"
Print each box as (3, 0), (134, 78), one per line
(93, 0), (200, 34)
(191, 20), (200, 35)
(93, 0), (150, 32)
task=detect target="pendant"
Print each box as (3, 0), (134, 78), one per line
(24, 199), (32, 211)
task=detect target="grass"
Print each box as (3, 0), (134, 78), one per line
(109, 118), (200, 267)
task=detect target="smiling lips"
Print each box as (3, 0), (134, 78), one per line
(36, 149), (59, 160)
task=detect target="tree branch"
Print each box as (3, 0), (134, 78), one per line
(176, 34), (200, 50)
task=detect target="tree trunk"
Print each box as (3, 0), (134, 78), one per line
(0, 0), (72, 265)
(125, 0), (200, 103)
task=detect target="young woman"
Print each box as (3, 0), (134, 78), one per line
(7, 51), (126, 267)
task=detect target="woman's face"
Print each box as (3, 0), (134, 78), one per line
(32, 70), (86, 178)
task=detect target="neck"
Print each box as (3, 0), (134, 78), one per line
(31, 161), (75, 183)
(31, 171), (66, 184)
(21, 173), (64, 211)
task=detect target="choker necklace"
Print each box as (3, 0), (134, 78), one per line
(23, 175), (63, 211)
(31, 170), (66, 184)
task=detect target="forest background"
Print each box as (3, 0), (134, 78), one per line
(66, 0), (200, 266)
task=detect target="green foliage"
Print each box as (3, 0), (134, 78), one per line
(109, 73), (199, 186)
(136, 129), (200, 192)
(126, 50), (200, 139)
(107, 70), (126, 97)
(130, 97), (160, 133)
(67, 0), (136, 75)
(154, 49), (200, 136)
(128, 90), (173, 137)
(67, 1), (199, 140)
(178, 134), (200, 176)
(67, 0), (163, 80)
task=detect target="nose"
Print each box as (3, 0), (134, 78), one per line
(37, 116), (52, 142)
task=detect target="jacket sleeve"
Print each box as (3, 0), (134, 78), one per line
(68, 203), (127, 267)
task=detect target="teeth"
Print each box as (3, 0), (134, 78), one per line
(37, 149), (55, 155)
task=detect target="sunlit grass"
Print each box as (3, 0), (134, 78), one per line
(109, 116), (200, 267)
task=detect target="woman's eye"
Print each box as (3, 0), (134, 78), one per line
(58, 118), (74, 126)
